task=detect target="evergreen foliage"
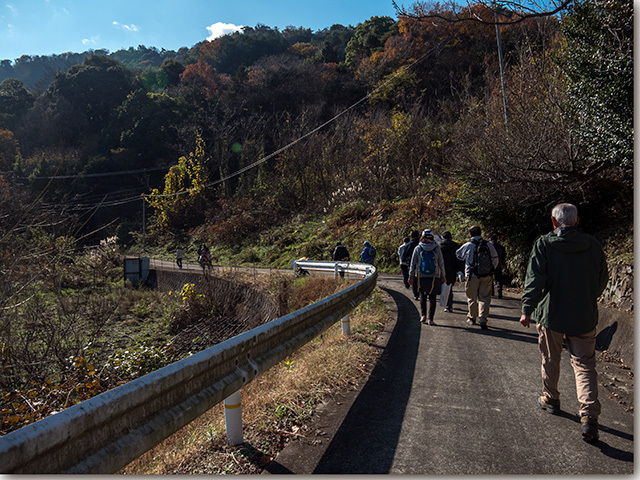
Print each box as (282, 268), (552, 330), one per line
(0, 5), (631, 277)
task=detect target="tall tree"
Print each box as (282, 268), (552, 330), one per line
(558, 0), (633, 171)
(345, 16), (398, 68)
(147, 136), (208, 232)
(0, 79), (34, 130)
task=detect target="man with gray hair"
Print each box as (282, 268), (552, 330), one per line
(520, 203), (608, 443)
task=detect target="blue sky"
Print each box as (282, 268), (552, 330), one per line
(1, 0), (399, 61)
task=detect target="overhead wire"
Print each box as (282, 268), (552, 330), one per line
(12, 41), (443, 212)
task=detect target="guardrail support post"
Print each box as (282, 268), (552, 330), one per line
(224, 390), (243, 445)
(341, 315), (351, 335)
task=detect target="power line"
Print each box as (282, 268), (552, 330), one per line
(18, 42), (442, 212)
(17, 165), (172, 180)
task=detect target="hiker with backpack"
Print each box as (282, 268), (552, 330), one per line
(360, 241), (376, 265)
(408, 230), (446, 325)
(332, 242), (350, 278)
(456, 225), (499, 329)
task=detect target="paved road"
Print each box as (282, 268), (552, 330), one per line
(266, 273), (634, 475)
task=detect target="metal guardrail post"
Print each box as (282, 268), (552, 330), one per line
(0, 260), (376, 474)
(341, 315), (351, 335)
(224, 390), (243, 445)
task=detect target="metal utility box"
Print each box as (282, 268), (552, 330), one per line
(124, 257), (150, 287)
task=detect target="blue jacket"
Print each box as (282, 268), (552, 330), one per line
(361, 244), (376, 265)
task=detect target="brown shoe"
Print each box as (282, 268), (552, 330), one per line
(581, 416), (599, 443)
(538, 396), (560, 415)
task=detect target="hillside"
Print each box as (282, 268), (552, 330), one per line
(0, 1), (633, 302)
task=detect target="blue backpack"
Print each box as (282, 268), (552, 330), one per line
(418, 245), (438, 275)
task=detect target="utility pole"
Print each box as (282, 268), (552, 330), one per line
(141, 194), (146, 253)
(494, 5), (508, 124)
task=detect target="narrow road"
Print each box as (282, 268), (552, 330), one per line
(267, 273), (634, 475)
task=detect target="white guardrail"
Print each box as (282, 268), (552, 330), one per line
(0, 260), (377, 474)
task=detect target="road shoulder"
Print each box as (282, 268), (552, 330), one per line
(263, 287), (398, 474)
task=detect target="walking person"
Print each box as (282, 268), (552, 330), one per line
(456, 225), (499, 329)
(408, 230), (446, 325)
(332, 242), (350, 278)
(519, 203), (608, 443)
(398, 236), (411, 289)
(176, 246), (184, 269)
(490, 233), (507, 298)
(402, 230), (421, 299)
(438, 231), (463, 312)
(360, 241), (376, 265)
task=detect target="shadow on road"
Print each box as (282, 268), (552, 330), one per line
(312, 287), (421, 474)
(554, 410), (634, 462)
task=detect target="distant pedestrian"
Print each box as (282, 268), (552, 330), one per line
(490, 233), (507, 298)
(360, 241), (376, 265)
(332, 242), (350, 278)
(176, 246), (184, 269)
(456, 225), (499, 329)
(398, 236), (411, 288)
(520, 203), (608, 443)
(402, 230), (421, 299)
(409, 230), (446, 325)
(438, 231), (463, 312)
(198, 245), (212, 272)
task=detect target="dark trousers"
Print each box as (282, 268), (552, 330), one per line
(420, 292), (437, 320)
(445, 281), (455, 309)
(417, 276), (440, 320)
(493, 267), (503, 297)
(401, 264), (410, 288)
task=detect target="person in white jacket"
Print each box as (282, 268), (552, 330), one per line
(456, 225), (499, 329)
(409, 231), (446, 325)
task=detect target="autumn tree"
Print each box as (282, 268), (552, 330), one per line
(147, 136), (209, 232)
(179, 61), (229, 98)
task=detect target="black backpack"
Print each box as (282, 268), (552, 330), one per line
(472, 239), (493, 277)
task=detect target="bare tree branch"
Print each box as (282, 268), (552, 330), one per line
(392, 0), (573, 25)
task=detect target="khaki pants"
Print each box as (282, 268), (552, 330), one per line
(537, 324), (601, 418)
(465, 275), (493, 323)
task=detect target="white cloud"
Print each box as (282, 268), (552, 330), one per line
(112, 21), (139, 32)
(206, 22), (242, 41)
(82, 36), (99, 46)
(6, 4), (17, 16)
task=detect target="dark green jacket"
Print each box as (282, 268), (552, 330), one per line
(521, 227), (608, 335)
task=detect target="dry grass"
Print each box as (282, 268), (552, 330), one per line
(120, 284), (388, 474)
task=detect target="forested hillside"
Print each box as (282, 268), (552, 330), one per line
(0, 0), (633, 284)
(0, 0), (633, 444)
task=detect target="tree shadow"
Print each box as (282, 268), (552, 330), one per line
(312, 287), (422, 474)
